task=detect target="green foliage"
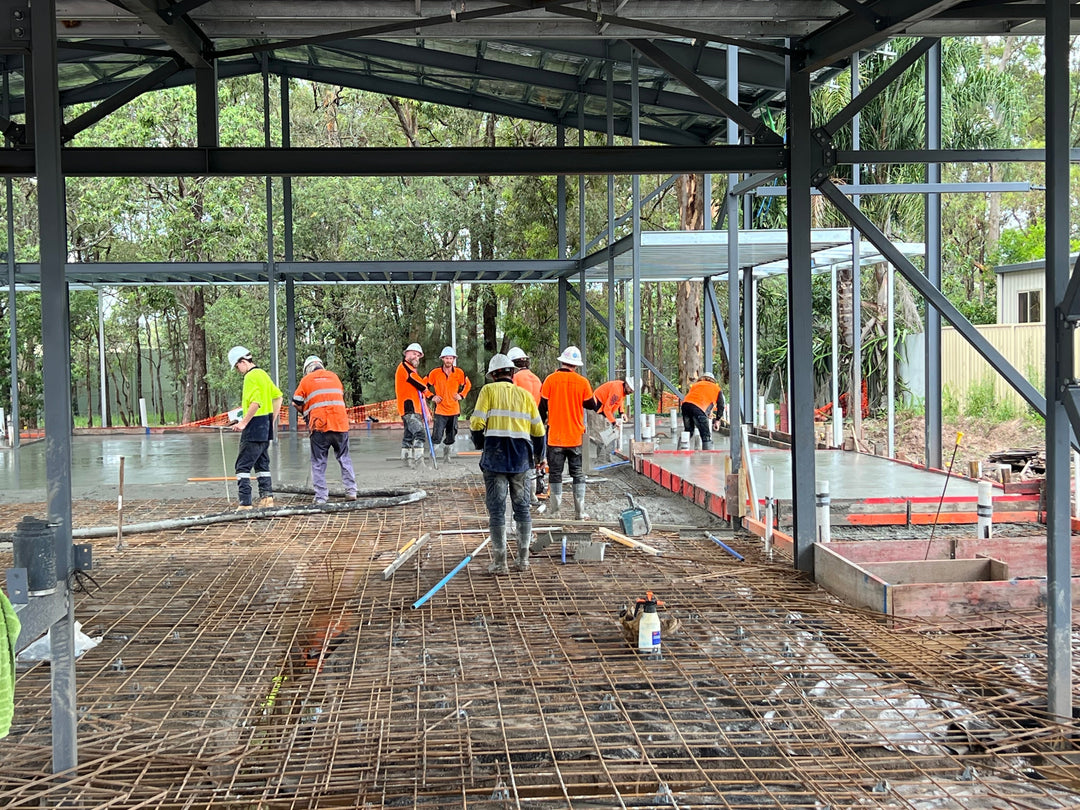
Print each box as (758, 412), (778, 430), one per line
(962, 377), (1020, 420)
(942, 384), (961, 418)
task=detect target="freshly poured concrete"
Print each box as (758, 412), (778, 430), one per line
(0, 428), (477, 503)
(0, 426), (980, 505)
(642, 433), (982, 500)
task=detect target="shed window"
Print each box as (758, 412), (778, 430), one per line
(1018, 290), (1042, 323)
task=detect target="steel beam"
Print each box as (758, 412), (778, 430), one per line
(112, 0), (209, 68)
(726, 43), (742, 471)
(629, 39), (782, 144)
(796, 0), (961, 71)
(0, 144), (789, 178)
(821, 180), (1046, 414)
(60, 58), (180, 141)
(752, 182), (1035, 196)
(819, 38), (936, 139)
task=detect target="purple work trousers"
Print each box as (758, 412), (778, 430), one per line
(310, 430), (357, 501)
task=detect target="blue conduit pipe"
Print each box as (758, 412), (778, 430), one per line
(412, 536), (492, 609)
(595, 459), (631, 471)
(707, 533), (744, 561)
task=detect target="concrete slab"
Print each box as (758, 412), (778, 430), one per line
(0, 428), (479, 502)
(642, 438), (982, 501)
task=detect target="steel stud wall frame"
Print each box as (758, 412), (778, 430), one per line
(4, 0), (1078, 768)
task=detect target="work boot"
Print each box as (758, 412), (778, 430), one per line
(702, 440), (713, 451)
(400, 447), (411, 468)
(313, 497), (328, 505)
(573, 483), (588, 521)
(345, 490), (357, 501)
(528, 470), (540, 507)
(692, 434), (702, 451)
(236, 504), (253, 512)
(256, 496), (275, 509)
(441, 444), (452, 461)
(514, 524), (532, 571)
(486, 526), (508, 575)
(548, 482), (562, 516)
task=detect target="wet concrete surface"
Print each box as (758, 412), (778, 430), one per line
(0, 427), (479, 503)
(0, 426), (980, 506)
(636, 432), (982, 500)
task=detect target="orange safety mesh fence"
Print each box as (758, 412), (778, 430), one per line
(183, 399), (401, 429)
(658, 391), (680, 414)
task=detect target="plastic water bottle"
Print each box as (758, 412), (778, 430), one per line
(637, 598), (661, 659)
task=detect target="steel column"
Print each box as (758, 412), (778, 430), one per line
(1045, 0), (1073, 721)
(704, 277), (713, 370)
(281, 75), (296, 429)
(851, 53), (863, 450)
(742, 266), (755, 426)
(578, 92), (587, 357)
(557, 124), (567, 349)
(631, 52), (642, 441)
(31, 0), (77, 772)
(194, 61), (218, 149)
(785, 50), (816, 574)
(607, 56), (616, 380)
(3, 65), (17, 449)
(263, 57), (278, 387)
(727, 44), (742, 471)
(924, 43), (943, 469)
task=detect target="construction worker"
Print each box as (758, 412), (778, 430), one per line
(470, 353), (546, 574)
(292, 355), (357, 504)
(426, 346), (472, 461)
(539, 345), (599, 519)
(395, 342), (429, 467)
(681, 371), (724, 450)
(593, 377), (635, 425)
(508, 346), (544, 504)
(228, 346), (283, 510)
(586, 377), (635, 462)
(507, 346), (541, 404)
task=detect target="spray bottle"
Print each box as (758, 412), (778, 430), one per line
(636, 591), (662, 659)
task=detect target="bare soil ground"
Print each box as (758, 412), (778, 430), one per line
(857, 413), (1045, 474)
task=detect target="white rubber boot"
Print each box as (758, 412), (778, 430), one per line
(487, 525), (508, 574)
(573, 482), (588, 521)
(515, 523), (532, 571)
(548, 482), (562, 516)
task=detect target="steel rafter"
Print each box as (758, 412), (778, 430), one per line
(628, 39), (782, 145)
(112, 0), (210, 68)
(796, 0), (967, 71)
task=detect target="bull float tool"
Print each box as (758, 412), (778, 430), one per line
(419, 396), (438, 470)
(412, 535), (491, 609)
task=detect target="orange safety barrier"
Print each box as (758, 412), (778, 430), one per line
(658, 391), (680, 414)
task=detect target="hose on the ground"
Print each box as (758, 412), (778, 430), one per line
(69, 487), (426, 540)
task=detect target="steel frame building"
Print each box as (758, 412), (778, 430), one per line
(1, 0), (1075, 771)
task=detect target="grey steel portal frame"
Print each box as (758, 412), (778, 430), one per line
(4, 0), (1078, 772)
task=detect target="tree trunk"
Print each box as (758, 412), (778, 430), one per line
(181, 287), (209, 423)
(84, 343), (94, 428)
(676, 174), (705, 390)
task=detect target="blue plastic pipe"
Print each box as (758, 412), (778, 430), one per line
(595, 460), (631, 471)
(707, 533), (744, 561)
(412, 536), (491, 609)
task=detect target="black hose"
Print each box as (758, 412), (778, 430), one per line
(71, 488), (426, 540)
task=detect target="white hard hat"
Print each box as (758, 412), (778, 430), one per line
(303, 355), (323, 375)
(440, 346), (457, 359)
(506, 347), (528, 362)
(405, 342), (424, 357)
(624, 377), (636, 393)
(228, 346), (251, 368)
(700, 371), (716, 381)
(487, 353), (515, 374)
(558, 345), (584, 366)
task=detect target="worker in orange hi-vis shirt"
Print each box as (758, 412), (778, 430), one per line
(425, 346), (472, 461)
(507, 346), (541, 404)
(681, 371), (725, 450)
(593, 378), (635, 424)
(539, 345), (599, 519)
(395, 342), (429, 467)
